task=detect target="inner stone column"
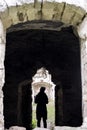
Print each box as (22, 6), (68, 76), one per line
(0, 19), (6, 129)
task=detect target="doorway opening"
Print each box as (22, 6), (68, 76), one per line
(3, 22), (82, 129)
(32, 67), (55, 129)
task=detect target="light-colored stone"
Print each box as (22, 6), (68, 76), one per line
(0, 0), (87, 130)
(33, 128), (50, 130)
(82, 117), (87, 128)
(0, 2), (86, 29)
(0, 127), (4, 130)
(54, 126), (86, 130)
(77, 16), (87, 40)
(9, 126), (26, 130)
(0, 19), (5, 44)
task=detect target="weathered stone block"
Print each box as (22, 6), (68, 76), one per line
(0, 70), (4, 87)
(33, 128), (50, 130)
(62, 4), (76, 24)
(52, 3), (65, 20)
(9, 126), (26, 130)
(54, 126), (81, 130)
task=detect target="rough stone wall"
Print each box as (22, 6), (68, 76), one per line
(0, 19), (5, 129)
(77, 16), (87, 129)
(81, 40), (87, 128)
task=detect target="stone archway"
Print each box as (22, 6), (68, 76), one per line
(0, 1), (87, 130)
(3, 23), (82, 129)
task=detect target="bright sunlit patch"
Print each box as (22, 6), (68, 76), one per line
(32, 67), (55, 102)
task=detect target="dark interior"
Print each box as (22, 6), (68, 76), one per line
(3, 22), (82, 129)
